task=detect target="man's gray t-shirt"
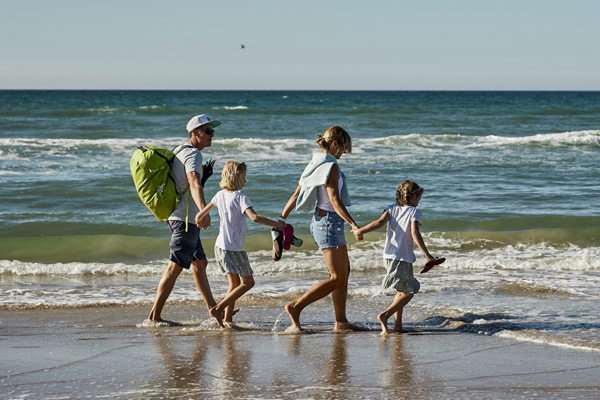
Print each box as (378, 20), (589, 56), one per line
(168, 144), (203, 222)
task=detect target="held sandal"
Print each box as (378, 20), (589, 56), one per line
(271, 228), (283, 261)
(283, 224), (294, 250)
(420, 257), (446, 274)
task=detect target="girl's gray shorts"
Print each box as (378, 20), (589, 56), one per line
(214, 246), (253, 277)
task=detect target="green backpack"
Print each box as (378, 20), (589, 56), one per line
(130, 144), (194, 223)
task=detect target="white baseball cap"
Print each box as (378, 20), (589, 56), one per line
(186, 114), (221, 132)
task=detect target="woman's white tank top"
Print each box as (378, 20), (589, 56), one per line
(316, 172), (344, 212)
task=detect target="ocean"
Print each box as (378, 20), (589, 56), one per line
(1, 90), (600, 354)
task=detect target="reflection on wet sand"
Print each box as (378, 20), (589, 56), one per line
(149, 331), (210, 389)
(214, 332), (253, 394)
(378, 334), (418, 397)
(149, 331), (254, 399)
(146, 329), (424, 399)
(323, 334), (350, 398)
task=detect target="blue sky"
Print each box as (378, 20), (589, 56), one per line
(1, 0), (599, 90)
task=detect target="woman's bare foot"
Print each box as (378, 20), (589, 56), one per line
(391, 326), (408, 333)
(283, 325), (306, 334)
(285, 303), (303, 331)
(209, 306), (225, 328)
(377, 313), (390, 334)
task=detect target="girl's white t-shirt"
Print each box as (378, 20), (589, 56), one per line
(383, 204), (422, 262)
(211, 190), (253, 251)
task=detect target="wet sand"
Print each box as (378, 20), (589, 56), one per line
(1, 305), (600, 399)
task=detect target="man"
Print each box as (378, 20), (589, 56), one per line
(146, 114), (219, 324)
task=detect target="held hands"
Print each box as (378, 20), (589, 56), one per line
(351, 225), (363, 241)
(196, 213), (211, 229)
(274, 220), (286, 231)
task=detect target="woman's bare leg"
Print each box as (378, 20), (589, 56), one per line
(285, 246), (349, 330)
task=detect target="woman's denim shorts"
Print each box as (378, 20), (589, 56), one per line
(310, 208), (347, 249)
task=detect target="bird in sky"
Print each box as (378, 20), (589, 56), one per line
(241, 44), (245, 49)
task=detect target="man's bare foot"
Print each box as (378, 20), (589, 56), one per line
(285, 303), (303, 331)
(143, 318), (180, 327)
(333, 322), (359, 331)
(209, 306), (225, 328)
(377, 313), (390, 334)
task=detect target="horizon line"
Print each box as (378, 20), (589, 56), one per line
(2, 89), (600, 92)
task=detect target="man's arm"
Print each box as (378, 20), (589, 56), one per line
(187, 171), (211, 228)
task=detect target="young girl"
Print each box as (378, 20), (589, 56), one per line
(352, 180), (438, 334)
(196, 161), (285, 328)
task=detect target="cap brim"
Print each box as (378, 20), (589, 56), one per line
(200, 119), (221, 128)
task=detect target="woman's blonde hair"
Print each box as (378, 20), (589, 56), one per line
(396, 180), (423, 206)
(316, 126), (352, 154)
(219, 161), (246, 191)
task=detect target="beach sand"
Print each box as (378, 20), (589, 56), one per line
(1, 305), (599, 399)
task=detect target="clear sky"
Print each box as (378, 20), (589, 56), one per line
(1, 0), (599, 90)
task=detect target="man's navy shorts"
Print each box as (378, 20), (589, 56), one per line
(167, 220), (207, 269)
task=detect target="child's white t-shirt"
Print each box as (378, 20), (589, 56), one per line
(383, 204), (422, 262)
(211, 190), (253, 251)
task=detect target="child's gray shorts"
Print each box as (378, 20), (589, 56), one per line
(214, 246), (253, 277)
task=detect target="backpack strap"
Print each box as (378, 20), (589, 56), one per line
(171, 144), (196, 193)
(172, 144), (197, 232)
(173, 143), (195, 154)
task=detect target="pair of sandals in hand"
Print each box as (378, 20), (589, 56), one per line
(272, 225), (303, 261)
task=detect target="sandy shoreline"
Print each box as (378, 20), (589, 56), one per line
(1, 305), (599, 399)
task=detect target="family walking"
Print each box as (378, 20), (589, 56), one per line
(144, 114), (442, 334)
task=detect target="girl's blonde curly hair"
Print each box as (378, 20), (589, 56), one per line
(219, 161), (246, 191)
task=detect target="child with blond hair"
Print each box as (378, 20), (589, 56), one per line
(196, 161), (284, 328)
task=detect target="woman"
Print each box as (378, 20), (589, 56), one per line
(279, 126), (360, 331)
